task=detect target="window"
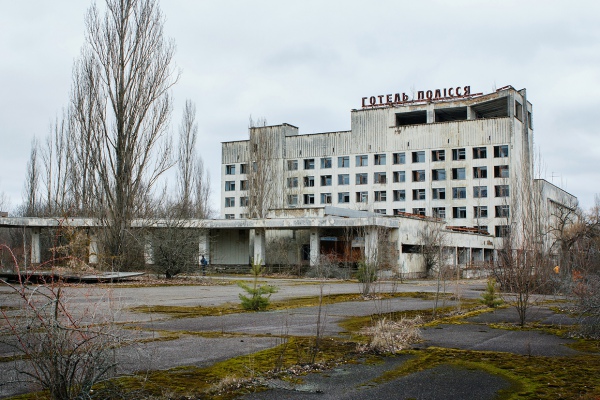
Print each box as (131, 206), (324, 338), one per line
(240, 196), (249, 207)
(452, 167), (466, 180)
(320, 175), (332, 186)
(356, 155), (368, 167)
(495, 185), (510, 197)
(432, 169), (446, 181)
(413, 208), (426, 216)
(287, 160), (298, 171)
(393, 208), (406, 215)
(393, 190), (405, 201)
(240, 163), (248, 174)
(432, 150), (445, 162)
(473, 166), (487, 179)
(356, 173), (368, 185)
(321, 157), (332, 169)
(225, 197), (235, 207)
(495, 225), (510, 237)
(494, 165), (509, 178)
(240, 180), (248, 190)
(225, 164), (236, 175)
(474, 186), (488, 198)
(495, 205), (510, 218)
(474, 206), (488, 218)
(412, 151), (425, 163)
(393, 152), (406, 164)
(338, 156), (350, 168)
(432, 207), (446, 218)
(475, 226), (489, 234)
(225, 181), (235, 191)
(225, 214), (235, 220)
(320, 193), (332, 204)
(432, 188), (446, 200)
(412, 170), (425, 182)
(338, 174), (349, 185)
(240, 213), (249, 219)
(304, 176), (315, 187)
(356, 191), (368, 203)
(374, 209), (387, 215)
(453, 206), (467, 218)
(515, 100), (523, 121)
(452, 148), (466, 160)
(303, 194), (315, 205)
(338, 192), (350, 203)
(375, 191), (387, 202)
(374, 172), (387, 184)
(304, 159), (315, 169)
(494, 145), (509, 158)
(412, 189), (426, 200)
(473, 147), (487, 159)
(287, 195), (298, 206)
(287, 177), (298, 188)
(393, 171), (406, 183)
(374, 154), (386, 165)
(452, 187), (467, 199)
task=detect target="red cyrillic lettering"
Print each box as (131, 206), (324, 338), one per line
(362, 97), (368, 107)
(394, 93), (401, 103)
(417, 91), (424, 100)
(434, 89), (442, 99)
(448, 87), (454, 96)
(370, 96), (376, 106)
(386, 94), (393, 104)
(378, 95), (384, 104)
(403, 93), (409, 101)
(464, 86), (470, 95)
(426, 90), (433, 100)
(455, 86), (462, 96)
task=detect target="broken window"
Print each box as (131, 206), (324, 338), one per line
(374, 154), (386, 165)
(494, 165), (509, 178)
(495, 225), (510, 238)
(225, 181), (235, 191)
(320, 175), (332, 186)
(287, 195), (298, 206)
(495, 205), (510, 218)
(432, 207), (446, 218)
(412, 208), (426, 216)
(240, 197), (249, 207)
(396, 110), (427, 126)
(453, 206), (467, 219)
(452, 187), (467, 199)
(304, 176), (315, 187)
(393, 171), (406, 183)
(394, 208), (406, 215)
(515, 100), (523, 121)
(452, 148), (466, 160)
(304, 159), (315, 169)
(374, 209), (387, 215)
(338, 192), (350, 203)
(474, 186), (488, 198)
(494, 145), (509, 158)
(225, 214), (235, 220)
(356, 191), (368, 203)
(338, 156), (350, 168)
(412, 189), (426, 200)
(240, 163), (249, 174)
(338, 174), (349, 185)
(432, 188), (446, 200)
(495, 185), (509, 197)
(412, 170), (426, 182)
(393, 152), (406, 164)
(225, 164), (236, 175)
(287, 160), (298, 171)
(374, 172), (387, 184)
(473, 166), (487, 179)
(432, 149), (445, 162)
(452, 168), (466, 180)
(303, 194), (315, 205)
(393, 190), (405, 201)
(287, 177), (298, 188)
(320, 193), (332, 204)
(432, 169), (446, 181)
(225, 197), (235, 207)
(473, 147), (487, 159)
(240, 180), (248, 190)
(474, 206), (488, 218)
(375, 191), (387, 202)
(412, 151), (425, 163)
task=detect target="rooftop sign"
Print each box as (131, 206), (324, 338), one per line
(362, 85), (473, 108)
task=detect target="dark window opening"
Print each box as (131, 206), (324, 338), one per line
(472, 97), (509, 119)
(434, 106), (467, 122)
(396, 110), (427, 126)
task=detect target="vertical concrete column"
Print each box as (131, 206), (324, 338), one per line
(253, 228), (266, 265)
(309, 227), (320, 267)
(364, 227), (379, 265)
(144, 232), (154, 265)
(89, 231), (99, 264)
(198, 229), (210, 263)
(467, 106), (475, 120)
(31, 228), (41, 265)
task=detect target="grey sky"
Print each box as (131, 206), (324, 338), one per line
(1, 0), (599, 212)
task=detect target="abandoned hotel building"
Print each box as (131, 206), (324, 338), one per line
(219, 85), (577, 276)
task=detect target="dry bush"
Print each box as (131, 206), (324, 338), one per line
(358, 316), (423, 353)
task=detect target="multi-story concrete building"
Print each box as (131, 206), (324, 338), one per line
(220, 85), (576, 274)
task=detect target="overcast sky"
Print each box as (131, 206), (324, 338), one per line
(1, 0), (599, 213)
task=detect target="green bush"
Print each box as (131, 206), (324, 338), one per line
(238, 261), (278, 311)
(356, 261), (377, 284)
(480, 278), (503, 308)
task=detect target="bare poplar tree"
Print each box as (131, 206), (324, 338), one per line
(70, 0), (178, 268)
(177, 100), (198, 217)
(23, 138), (40, 217)
(247, 116), (275, 219)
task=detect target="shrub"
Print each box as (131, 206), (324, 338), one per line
(480, 278), (503, 308)
(359, 316), (423, 353)
(238, 261), (277, 311)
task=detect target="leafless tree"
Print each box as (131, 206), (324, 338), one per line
(246, 117), (276, 219)
(69, 0), (179, 269)
(418, 220), (448, 317)
(22, 138), (41, 217)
